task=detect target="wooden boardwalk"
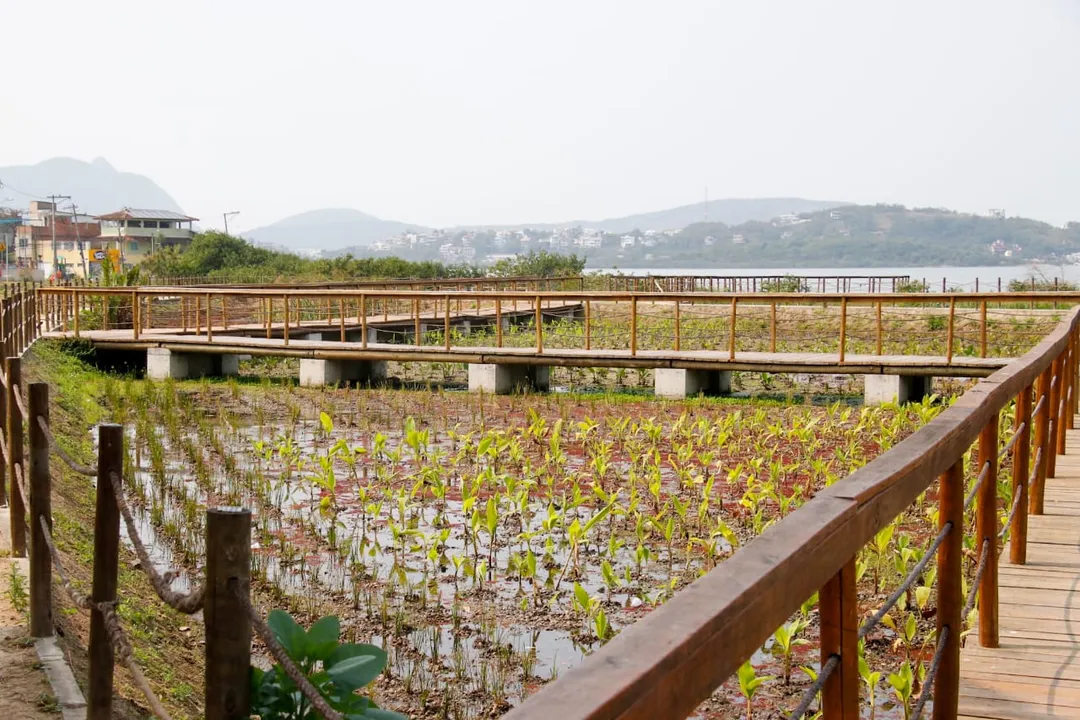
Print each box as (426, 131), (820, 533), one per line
(960, 429), (1080, 719)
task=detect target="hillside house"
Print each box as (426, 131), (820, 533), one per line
(95, 209), (198, 270)
(16, 201), (101, 278)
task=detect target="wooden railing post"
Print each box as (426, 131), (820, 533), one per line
(630, 296), (638, 356)
(979, 299), (988, 358)
(413, 298), (421, 347)
(88, 424), (123, 720)
(933, 459), (964, 720)
(820, 558), (859, 719)
(1011, 385), (1032, 564)
(583, 299), (590, 351)
(769, 299), (777, 353)
(7, 356), (24, 558)
(131, 290), (140, 340)
(1057, 339), (1071, 455)
(443, 295), (451, 351)
(946, 296), (956, 363)
(838, 297), (847, 363)
(205, 507), (252, 719)
(29, 382), (51, 638)
(535, 295), (543, 354)
(976, 413), (999, 648)
(283, 295), (290, 346)
(728, 296), (737, 361)
(1031, 365), (1052, 515)
(360, 295), (368, 348)
(1048, 353), (1063, 478)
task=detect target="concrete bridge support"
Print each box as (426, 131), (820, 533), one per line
(468, 364), (550, 394)
(864, 374), (934, 405)
(299, 358), (387, 387)
(654, 369), (732, 399)
(147, 348), (240, 380)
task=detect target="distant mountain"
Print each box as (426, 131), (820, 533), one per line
(243, 209), (426, 252)
(0, 157), (184, 215)
(575, 197), (844, 234)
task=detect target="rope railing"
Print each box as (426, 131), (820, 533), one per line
(963, 460), (992, 511)
(911, 626), (950, 720)
(36, 415), (97, 476)
(859, 522), (952, 640)
(1000, 421), (1026, 456)
(963, 539), (992, 622)
(232, 580), (344, 720)
(1000, 491), (1024, 539)
(108, 471), (205, 614)
(787, 654), (840, 720)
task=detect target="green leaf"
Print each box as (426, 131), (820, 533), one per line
(306, 615), (341, 661)
(327, 643), (387, 692)
(267, 609), (307, 660)
(573, 582), (591, 612)
(319, 411), (334, 434)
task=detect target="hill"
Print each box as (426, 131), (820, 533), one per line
(590, 204), (1080, 268)
(326, 204), (1080, 268)
(573, 197), (843, 234)
(242, 209), (426, 252)
(0, 157), (183, 215)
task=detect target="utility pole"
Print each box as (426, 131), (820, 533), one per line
(223, 211), (239, 236)
(47, 194), (71, 279)
(70, 202), (88, 279)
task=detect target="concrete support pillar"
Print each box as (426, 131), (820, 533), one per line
(468, 364), (550, 394)
(654, 368), (732, 399)
(299, 358), (387, 387)
(863, 374), (934, 405)
(146, 349), (240, 380)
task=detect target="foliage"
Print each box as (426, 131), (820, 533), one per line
(6, 562), (27, 616)
(760, 275), (809, 293)
(895, 279), (929, 293)
(141, 231), (483, 282)
(488, 250), (585, 278)
(1008, 274), (1078, 292)
(250, 610), (404, 719)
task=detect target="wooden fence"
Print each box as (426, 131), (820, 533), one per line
(0, 282), (261, 719)
(35, 286), (1080, 364)
(503, 306), (1080, 718)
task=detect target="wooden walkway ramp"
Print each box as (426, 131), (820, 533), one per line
(960, 429), (1080, 719)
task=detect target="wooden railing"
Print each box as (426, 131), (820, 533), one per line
(0, 283), (260, 719)
(605, 274), (913, 293)
(502, 306), (1080, 719)
(142, 274), (585, 291)
(36, 287), (1080, 363)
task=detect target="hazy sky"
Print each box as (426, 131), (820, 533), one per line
(3, 0), (1079, 232)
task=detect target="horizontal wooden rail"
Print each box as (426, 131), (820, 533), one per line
(37, 287), (1080, 371)
(504, 307), (1080, 720)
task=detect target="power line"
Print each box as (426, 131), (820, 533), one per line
(0, 180), (48, 201)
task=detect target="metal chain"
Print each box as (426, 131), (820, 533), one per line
(963, 539), (992, 622)
(859, 522), (952, 640)
(36, 416), (97, 476)
(911, 625), (950, 720)
(108, 472), (204, 614)
(787, 654), (840, 720)
(231, 580), (344, 720)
